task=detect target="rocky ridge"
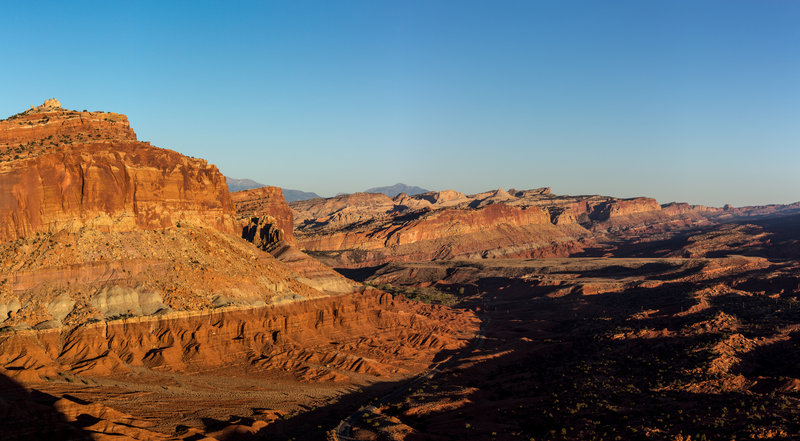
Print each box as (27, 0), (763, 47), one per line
(286, 187), (800, 268)
(287, 189), (704, 267)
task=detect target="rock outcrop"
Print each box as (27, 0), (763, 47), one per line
(0, 100), (347, 330)
(231, 186), (296, 245)
(299, 203), (592, 267)
(289, 185), (800, 268)
(230, 185), (363, 295)
(0, 100), (237, 242)
(290, 192), (397, 229)
(242, 214), (286, 250)
(0, 288), (477, 438)
(1, 103), (136, 159)
(588, 197), (662, 220)
(416, 190), (468, 207)
(0, 289), (476, 382)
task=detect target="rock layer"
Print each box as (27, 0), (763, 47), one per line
(0, 101), (236, 242)
(290, 186), (800, 268)
(0, 100), (480, 440)
(0, 289), (475, 382)
(0, 101), (345, 330)
(0, 289), (477, 439)
(231, 186), (296, 246)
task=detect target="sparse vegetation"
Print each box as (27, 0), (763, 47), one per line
(367, 282), (460, 306)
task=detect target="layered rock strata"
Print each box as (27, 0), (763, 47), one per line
(289, 187), (798, 268)
(0, 100), (350, 330)
(0, 289), (476, 383)
(0, 100), (479, 439)
(231, 186), (296, 246)
(0, 100), (236, 242)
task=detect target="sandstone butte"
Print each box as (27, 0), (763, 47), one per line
(0, 98), (237, 240)
(0, 97), (478, 426)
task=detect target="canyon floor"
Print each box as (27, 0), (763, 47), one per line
(332, 260), (800, 440)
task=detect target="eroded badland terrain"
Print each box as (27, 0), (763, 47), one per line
(2, 100), (800, 440)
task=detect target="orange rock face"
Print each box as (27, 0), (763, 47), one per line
(0, 101), (349, 329)
(661, 202), (720, 216)
(291, 190), (667, 267)
(589, 197), (662, 220)
(231, 186), (296, 246)
(289, 186), (800, 268)
(0, 102), (236, 242)
(0, 287), (477, 439)
(0, 289), (475, 382)
(390, 203), (552, 245)
(0, 103), (136, 157)
(299, 203), (592, 267)
(291, 192), (397, 230)
(290, 190), (668, 262)
(301, 203), (553, 251)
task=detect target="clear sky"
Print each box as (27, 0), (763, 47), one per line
(1, 1), (799, 206)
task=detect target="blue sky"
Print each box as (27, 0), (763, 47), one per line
(1, 1), (799, 206)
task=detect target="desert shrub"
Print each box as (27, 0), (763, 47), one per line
(370, 283), (459, 306)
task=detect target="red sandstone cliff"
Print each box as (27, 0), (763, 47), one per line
(0, 99), (136, 155)
(231, 186), (296, 246)
(289, 191), (671, 267)
(299, 203), (592, 267)
(0, 100), (353, 329)
(588, 197), (662, 220)
(0, 100), (237, 242)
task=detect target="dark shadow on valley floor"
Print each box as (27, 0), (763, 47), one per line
(0, 372), (93, 440)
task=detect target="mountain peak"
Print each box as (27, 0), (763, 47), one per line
(365, 183), (429, 197)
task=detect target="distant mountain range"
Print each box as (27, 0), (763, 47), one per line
(224, 177), (321, 202)
(365, 183), (429, 197)
(226, 178), (428, 201)
(225, 177), (265, 192)
(282, 189), (322, 202)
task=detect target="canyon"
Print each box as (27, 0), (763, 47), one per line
(274, 181), (800, 440)
(287, 185), (799, 269)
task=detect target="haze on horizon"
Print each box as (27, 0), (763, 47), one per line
(1, 1), (798, 207)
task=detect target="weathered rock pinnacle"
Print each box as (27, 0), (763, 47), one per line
(31, 98), (61, 110)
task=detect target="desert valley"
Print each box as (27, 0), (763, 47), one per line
(1, 100), (800, 441)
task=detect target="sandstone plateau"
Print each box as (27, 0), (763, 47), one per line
(278, 184), (800, 270)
